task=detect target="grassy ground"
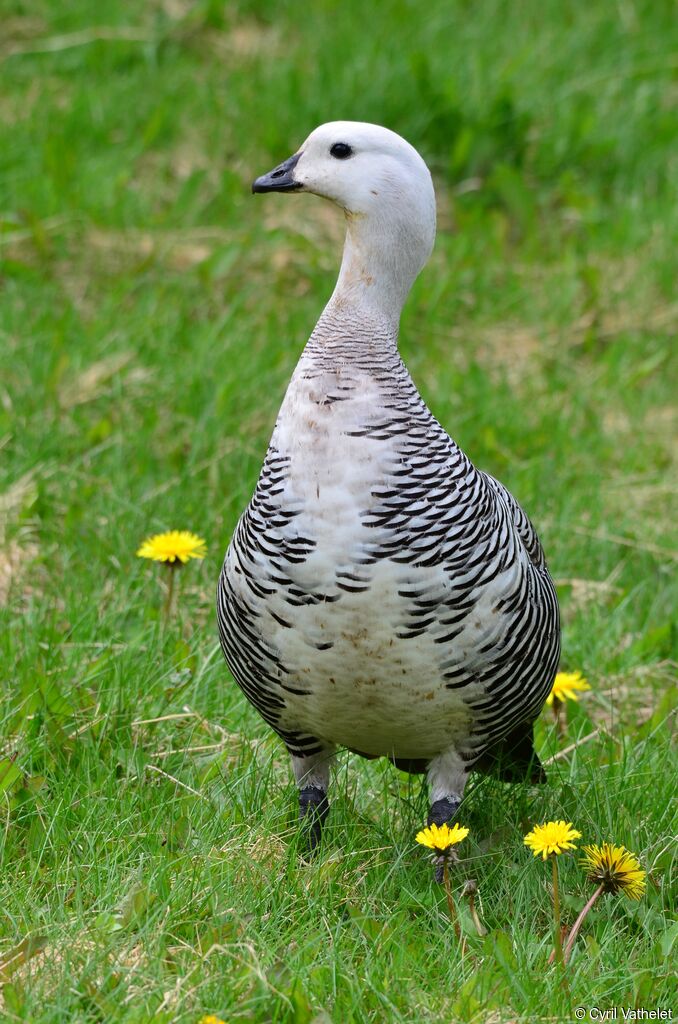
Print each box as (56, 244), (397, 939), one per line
(1, 0), (677, 1020)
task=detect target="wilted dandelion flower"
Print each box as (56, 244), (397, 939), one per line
(136, 530), (207, 564)
(580, 842), (646, 899)
(415, 822), (469, 856)
(561, 842), (646, 964)
(462, 878), (487, 936)
(546, 670), (590, 706)
(524, 820), (582, 859)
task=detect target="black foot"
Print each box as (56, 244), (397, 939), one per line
(427, 797), (461, 881)
(427, 796), (461, 827)
(299, 786), (330, 854)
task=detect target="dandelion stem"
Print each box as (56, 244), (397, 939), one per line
(552, 855), (563, 966)
(562, 883), (604, 964)
(164, 564), (176, 622)
(442, 860), (461, 939)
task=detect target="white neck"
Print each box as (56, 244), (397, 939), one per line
(328, 206), (435, 323)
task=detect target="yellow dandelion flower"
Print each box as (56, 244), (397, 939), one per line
(415, 821), (470, 854)
(546, 670), (590, 706)
(198, 1016), (226, 1024)
(524, 820), (582, 859)
(136, 530), (207, 565)
(580, 843), (646, 900)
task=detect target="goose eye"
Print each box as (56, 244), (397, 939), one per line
(330, 142), (353, 159)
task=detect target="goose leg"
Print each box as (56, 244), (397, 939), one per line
(426, 746), (468, 822)
(291, 745), (335, 853)
(426, 747), (468, 880)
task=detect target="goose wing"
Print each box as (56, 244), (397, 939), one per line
(482, 472), (548, 571)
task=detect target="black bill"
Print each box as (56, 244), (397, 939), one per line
(252, 152), (303, 194)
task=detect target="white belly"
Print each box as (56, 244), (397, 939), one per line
(269, 564), (481, 758)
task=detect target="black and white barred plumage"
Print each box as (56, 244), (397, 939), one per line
(217, 122), (560, 842)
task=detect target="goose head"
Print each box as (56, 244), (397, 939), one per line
(253, 121), (437, 319)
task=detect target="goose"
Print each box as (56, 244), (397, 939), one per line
(217, 121), (560, 849)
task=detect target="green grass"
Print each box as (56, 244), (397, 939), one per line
(1, 0), (677, 1020)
